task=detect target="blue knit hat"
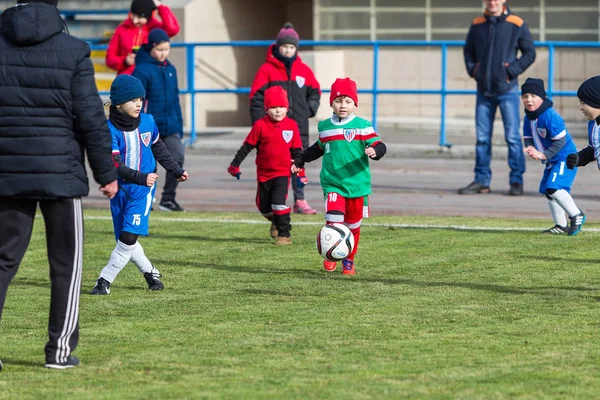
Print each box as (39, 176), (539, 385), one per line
(110, 75), (146, 105)
(143, 29), (170, 52)
(146, 28), (170, 49)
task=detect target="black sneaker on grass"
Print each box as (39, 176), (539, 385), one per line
(568, 211), (586, 236)
(159, 200), (184, 212)
(144, 270), (164, 291)
(90, 277), (110, 295)
(45, 356), (79, 369)
(541, 225), (567, 234)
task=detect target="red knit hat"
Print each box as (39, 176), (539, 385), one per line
(264, 86), (289, 109)
(330, 77), (358, 106)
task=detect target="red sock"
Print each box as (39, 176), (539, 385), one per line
(347, 227), (360, 261)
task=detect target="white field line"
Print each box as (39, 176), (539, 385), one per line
(82, 215), (600, 233)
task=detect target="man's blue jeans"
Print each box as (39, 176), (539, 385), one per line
(474, 87), (525, 187)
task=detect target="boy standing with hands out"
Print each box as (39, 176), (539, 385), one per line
(521, 78), (585, 235)
(228, 86), (302, 245)
(292, 77), (386, 275)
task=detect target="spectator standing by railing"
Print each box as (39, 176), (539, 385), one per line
(249, 23), (321, 215)
(106, 0), (179, 75)
(459, 0), (536, 196)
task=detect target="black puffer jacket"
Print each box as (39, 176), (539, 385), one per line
(0, 3), (117, 199)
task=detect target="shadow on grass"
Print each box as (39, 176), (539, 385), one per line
(154, 259), (600, 297)
(10, 278), (151, 295)
(534, 256), (600, 265)
(0, 359), (44, 368)
(153, 258), (321, 277)
(240, 289), (297, 296)
(9, 278), (49, 289)
(146, 233), (269, 244)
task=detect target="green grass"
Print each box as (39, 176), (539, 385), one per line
(2, 210), (600, 399)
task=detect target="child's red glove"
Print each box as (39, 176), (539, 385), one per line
(227, 165), (241, 180)
(296, 168), (308, 188)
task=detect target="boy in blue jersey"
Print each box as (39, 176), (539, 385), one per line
(567, 75), (600, 191)
(91, 75), (189, 295)
(521, 78), (585, 235)
(133, 28), (186, 212)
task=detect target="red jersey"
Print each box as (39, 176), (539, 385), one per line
(105, 5), (180, 75)
(244, 116), (302, 182)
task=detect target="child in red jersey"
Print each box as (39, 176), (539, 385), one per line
(249, 23), (321, 215)
(228, 86), (302, 245)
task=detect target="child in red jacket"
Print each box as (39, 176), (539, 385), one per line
(249, 23), (321, 215)
(228, 86), (303, 245)
(106, 0), (180, 75)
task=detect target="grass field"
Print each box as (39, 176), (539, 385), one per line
(2, 209), (600, 399)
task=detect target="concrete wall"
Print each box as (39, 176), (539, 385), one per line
(174, 0), (313, 130)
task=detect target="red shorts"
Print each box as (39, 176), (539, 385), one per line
(324, 192), (369, 229)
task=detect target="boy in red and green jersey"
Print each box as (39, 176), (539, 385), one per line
(292, 77), (387, 275)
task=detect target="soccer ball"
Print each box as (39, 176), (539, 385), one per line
(316, 223), (355, 262)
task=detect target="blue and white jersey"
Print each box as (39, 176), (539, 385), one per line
(108, 113), (160, 238)
(109, 113), (160, 187)
(587, 120), (600, 169)
(523, 107), (576, 164)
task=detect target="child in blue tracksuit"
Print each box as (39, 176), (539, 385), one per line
(91, 75), (189, 295)
(521, 78), (585, 235)
(133, 28), (185, 212)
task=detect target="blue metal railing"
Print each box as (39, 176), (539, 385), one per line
(91, 40), (600, 147)
(60, 9), (129, 19)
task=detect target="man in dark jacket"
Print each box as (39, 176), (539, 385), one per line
(459, 0), (536, 196)
(0, 0), (118, 370)
(249, 23), (321, 214)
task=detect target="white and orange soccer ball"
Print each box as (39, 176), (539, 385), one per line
(316, 223), (355, 262)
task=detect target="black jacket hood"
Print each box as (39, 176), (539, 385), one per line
(1, 3), (63, 45)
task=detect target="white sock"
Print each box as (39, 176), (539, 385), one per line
(99, 241), (136, 283)
(550, 189), (581, 217)
(129, 242), (155, 274)
(548, 199), (567, 227)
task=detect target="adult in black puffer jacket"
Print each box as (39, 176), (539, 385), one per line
(0, 0), (118, 370)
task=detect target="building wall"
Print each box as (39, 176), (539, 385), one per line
(174, 0), (313, 129)
(1, 0), (597, 134)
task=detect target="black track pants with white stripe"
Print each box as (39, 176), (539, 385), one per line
(0, 197), (83, 364)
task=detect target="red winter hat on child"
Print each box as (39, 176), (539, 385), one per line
(264, 86), (289, 109)
(330, 77), (358, 106)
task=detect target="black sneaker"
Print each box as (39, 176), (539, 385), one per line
(568, 211), (586, 236)
(509, 182), (524, 196)
(159, 200), (184, 212)
(541, 225), (567, 234)
(45, 356), (80, 369)
(144, 269), (164, 291)
(458, 181), (491, 195)
(0, 359), (3, 372)
(90, 277), (110, 295)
